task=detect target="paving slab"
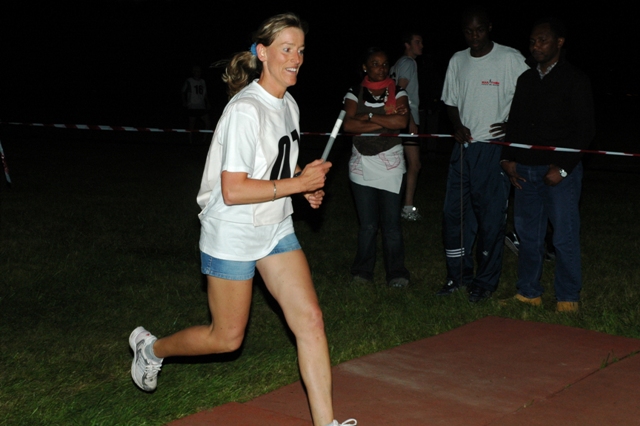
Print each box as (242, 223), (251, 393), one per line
(166, 316), (640, 425)
(487, 353), (640, 426)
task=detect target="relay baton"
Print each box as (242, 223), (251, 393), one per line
(320, 110), (346, 161)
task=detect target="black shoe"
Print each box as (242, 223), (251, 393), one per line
(436, 279), (465, 296)
(504, 231), (520, 256)
(468, 286), (492, 303)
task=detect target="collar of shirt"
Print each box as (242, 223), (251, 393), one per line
(537, 61), (558, 79)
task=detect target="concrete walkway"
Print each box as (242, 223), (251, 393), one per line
(166, 316), (640, 425)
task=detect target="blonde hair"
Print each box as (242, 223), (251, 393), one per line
(218, 13), (307, 99)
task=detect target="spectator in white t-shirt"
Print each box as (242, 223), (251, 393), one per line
(436, 6), (528, 303)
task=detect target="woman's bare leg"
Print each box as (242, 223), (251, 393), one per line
(153, 276), (253, 357)
(403, 144), (421, 207)
(257, 249), (333, 426)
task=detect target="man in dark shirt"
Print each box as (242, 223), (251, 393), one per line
(500, 17), (595, 312)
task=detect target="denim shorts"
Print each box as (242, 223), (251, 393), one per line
(200, 233), (301, 281)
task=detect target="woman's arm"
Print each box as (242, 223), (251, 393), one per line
(221, 159), (331, 205)
(342, 97), (409, 133)
(342, 99), (382, 133)
(378, 96), (409, 130)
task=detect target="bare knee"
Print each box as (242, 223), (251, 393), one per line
(207, 327), (246, 353)
(292, 304), (326, 340)
(308, 305), (325, 331)
(221, 333), (245, 353)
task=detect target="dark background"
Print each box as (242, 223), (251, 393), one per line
(3, 1), (637, 139)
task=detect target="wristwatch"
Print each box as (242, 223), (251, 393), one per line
(368, 112), (373, 121)
(558, 168), (567, 178)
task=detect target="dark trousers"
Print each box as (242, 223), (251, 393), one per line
(442, 142), (510, 291)
(514, 163), (583, 302)
(350, 179), (409, 283)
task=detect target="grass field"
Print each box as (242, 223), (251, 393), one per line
(1, 128), (639, 425)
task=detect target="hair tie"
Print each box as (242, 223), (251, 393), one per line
(249, 43), (258, 56)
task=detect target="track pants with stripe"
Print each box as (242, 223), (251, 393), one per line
(442, 142), (510, 291)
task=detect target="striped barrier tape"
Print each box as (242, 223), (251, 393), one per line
(2, 121), (202, 133)
(301, 132), (640, 158)
(2, 121), (639, 158)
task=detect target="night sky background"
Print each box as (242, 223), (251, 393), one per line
(3, 1), (637, 137)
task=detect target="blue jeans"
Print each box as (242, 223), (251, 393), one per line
(514, 163), (583, 302)
(350, 180), (409, 283)
(200, 233), (301, 280)
(442, 142), (510, 291)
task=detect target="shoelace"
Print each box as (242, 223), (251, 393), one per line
(144, 362), (162, 378)
(137, 356), (162, 384)
(338, 420), (357, 426)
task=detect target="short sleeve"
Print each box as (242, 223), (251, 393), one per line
(396, 86), (408, 99)
(394, 57), (415, 83)
(343, 85), (358, 104)
(441, 57), (459, 107)
(219, 103), (259, 177)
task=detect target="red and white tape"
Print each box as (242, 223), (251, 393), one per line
(303, 131), (640, 158)
(2, 121), (639, 158)
(474, 139), (640, 158)
(2, 121), (206, 133)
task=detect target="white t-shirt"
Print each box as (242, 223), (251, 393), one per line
(441, 43), (528, 142)
(197, 81), (299, 261)
(348, 143), (406, 193)
(390, 56), (420, 125)
(182, 77), (207, 109)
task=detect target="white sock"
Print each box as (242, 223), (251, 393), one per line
(403, 205), (414, 212)
(144, 339), (163, 362)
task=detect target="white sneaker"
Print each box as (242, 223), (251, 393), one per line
(129, 326), (163, 392)
(401, 206), (422, 221)
(329, 420), (357, 426)
(388, 277), (409, 288)
(504, 231), (520, 256)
